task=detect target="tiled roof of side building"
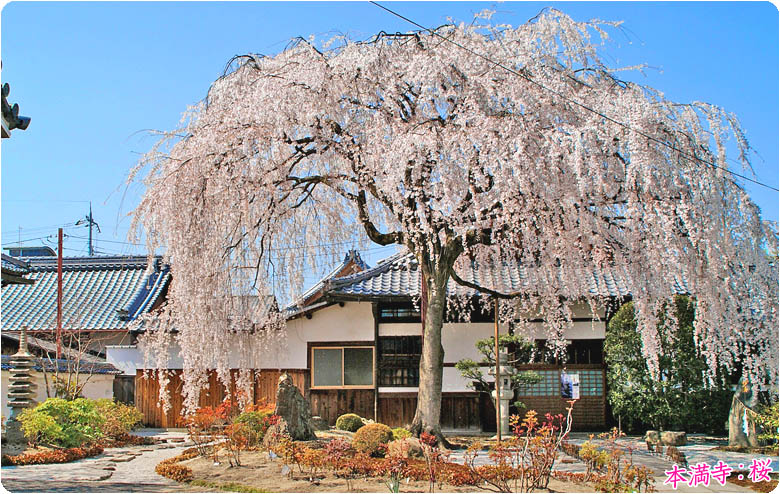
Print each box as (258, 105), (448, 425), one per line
(1, 254), (30, 275)
(1, 255), (170, 331)
(283, 250), (370, 316)
(1, 355), (120, 375)
(326, 252), (689, 299)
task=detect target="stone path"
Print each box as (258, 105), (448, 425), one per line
(1, 430), (200, 493)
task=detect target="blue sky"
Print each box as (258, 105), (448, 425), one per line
(2, 2), (778, 273)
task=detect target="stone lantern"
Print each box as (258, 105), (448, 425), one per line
(4, 326), (38, 455)
(488, 348), (517, 438)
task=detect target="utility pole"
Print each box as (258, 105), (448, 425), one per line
(56, 228), (63, 361)
(76, 202), (100, 256)
(494, 297), (501, 443)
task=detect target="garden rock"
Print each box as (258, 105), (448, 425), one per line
(645, 430), (660, 444)
(309, 416), (329, 431)
(387, 437), (424, 459)
(660, 431), (687, 446)
(274, 373), (317, 441)
(262, 421), (290, 449)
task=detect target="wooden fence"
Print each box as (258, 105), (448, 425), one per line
(134, 369), (307, 428)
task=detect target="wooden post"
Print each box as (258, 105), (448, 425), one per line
(56, 228), (63, 361)
(494, 297), (501, 443)
(372, 303), (379, 422)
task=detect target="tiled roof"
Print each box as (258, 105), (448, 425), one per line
(2, 332), (114, 366)
(2, 333), (121, 375)
(1, 254), (30, 275)
(1, 355), (120, 375)
(1, 255), (170, 331)
(284, 250), (370, 315)
(326, 252), (689, 299)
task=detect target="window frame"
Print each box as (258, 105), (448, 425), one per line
(378, 335), (422, 387)
(310, 345), (375, 389)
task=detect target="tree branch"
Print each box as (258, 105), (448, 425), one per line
(449, 264), (526, 299)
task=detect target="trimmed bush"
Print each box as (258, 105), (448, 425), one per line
(352, 423), (393, 457)
(19, 398), (104, 447)
(391, 427), (412, 441)
(95, 399), (143, 439)
(335, 413), (364, 432)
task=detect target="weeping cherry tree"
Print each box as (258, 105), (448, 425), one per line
(130, 9), (778, 441)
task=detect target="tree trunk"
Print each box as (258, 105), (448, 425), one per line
(410, 258), (452, 448)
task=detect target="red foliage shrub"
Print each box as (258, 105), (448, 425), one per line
(155, 462), (193, 482)
(2, 445), (104, 466)
(154, 448), (198, 483)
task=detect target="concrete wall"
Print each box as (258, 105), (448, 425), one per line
(1, 371), (115, 421)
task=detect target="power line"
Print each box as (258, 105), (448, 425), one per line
(2, 199), (90, 204)
(369, 1), (779, 193)
(2, 234), (60, 247)
(1, 222), (79, 237)
(66, 234), (397, 253)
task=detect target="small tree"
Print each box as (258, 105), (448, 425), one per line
(604, 297), (733, 434)
(455, 334), (541, 409)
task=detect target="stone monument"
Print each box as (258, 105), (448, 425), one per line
(4, 327), (38, 455)
(728, 377), (760, 448)
(273, 373), (316, 441)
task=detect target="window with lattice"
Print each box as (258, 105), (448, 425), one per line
(378, 336), (421, 386)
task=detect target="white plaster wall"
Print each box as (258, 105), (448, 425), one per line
(106, 346), (143, 375)
(378, 323), (421, 336)
(443, 366), (480, 392)
(131, 302), (376, 371)
(1, 371), (115, 422)
(441, 323), (501, 362)
(281, 302), (374, 369)
(514, 320), (605, 340)
(125, 300), (603, 392)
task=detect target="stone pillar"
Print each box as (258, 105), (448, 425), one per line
(489, 349), (517, 438)
(4, 327), (38, 455)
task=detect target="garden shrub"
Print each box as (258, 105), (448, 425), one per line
(19, 398), (104, 447)
(335, 413), (364, 432)
(94, 399), (143, 439)
(155, 449), (198, 483)
(155, 462), (193, 482)
(756, 402), (779, 446)
(352, 423), (393, 457)
(18, 410), (61, 446)
(234, 410), (275, 445)
(391, 427), (411, 441)
(2, 445), (104, 466)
